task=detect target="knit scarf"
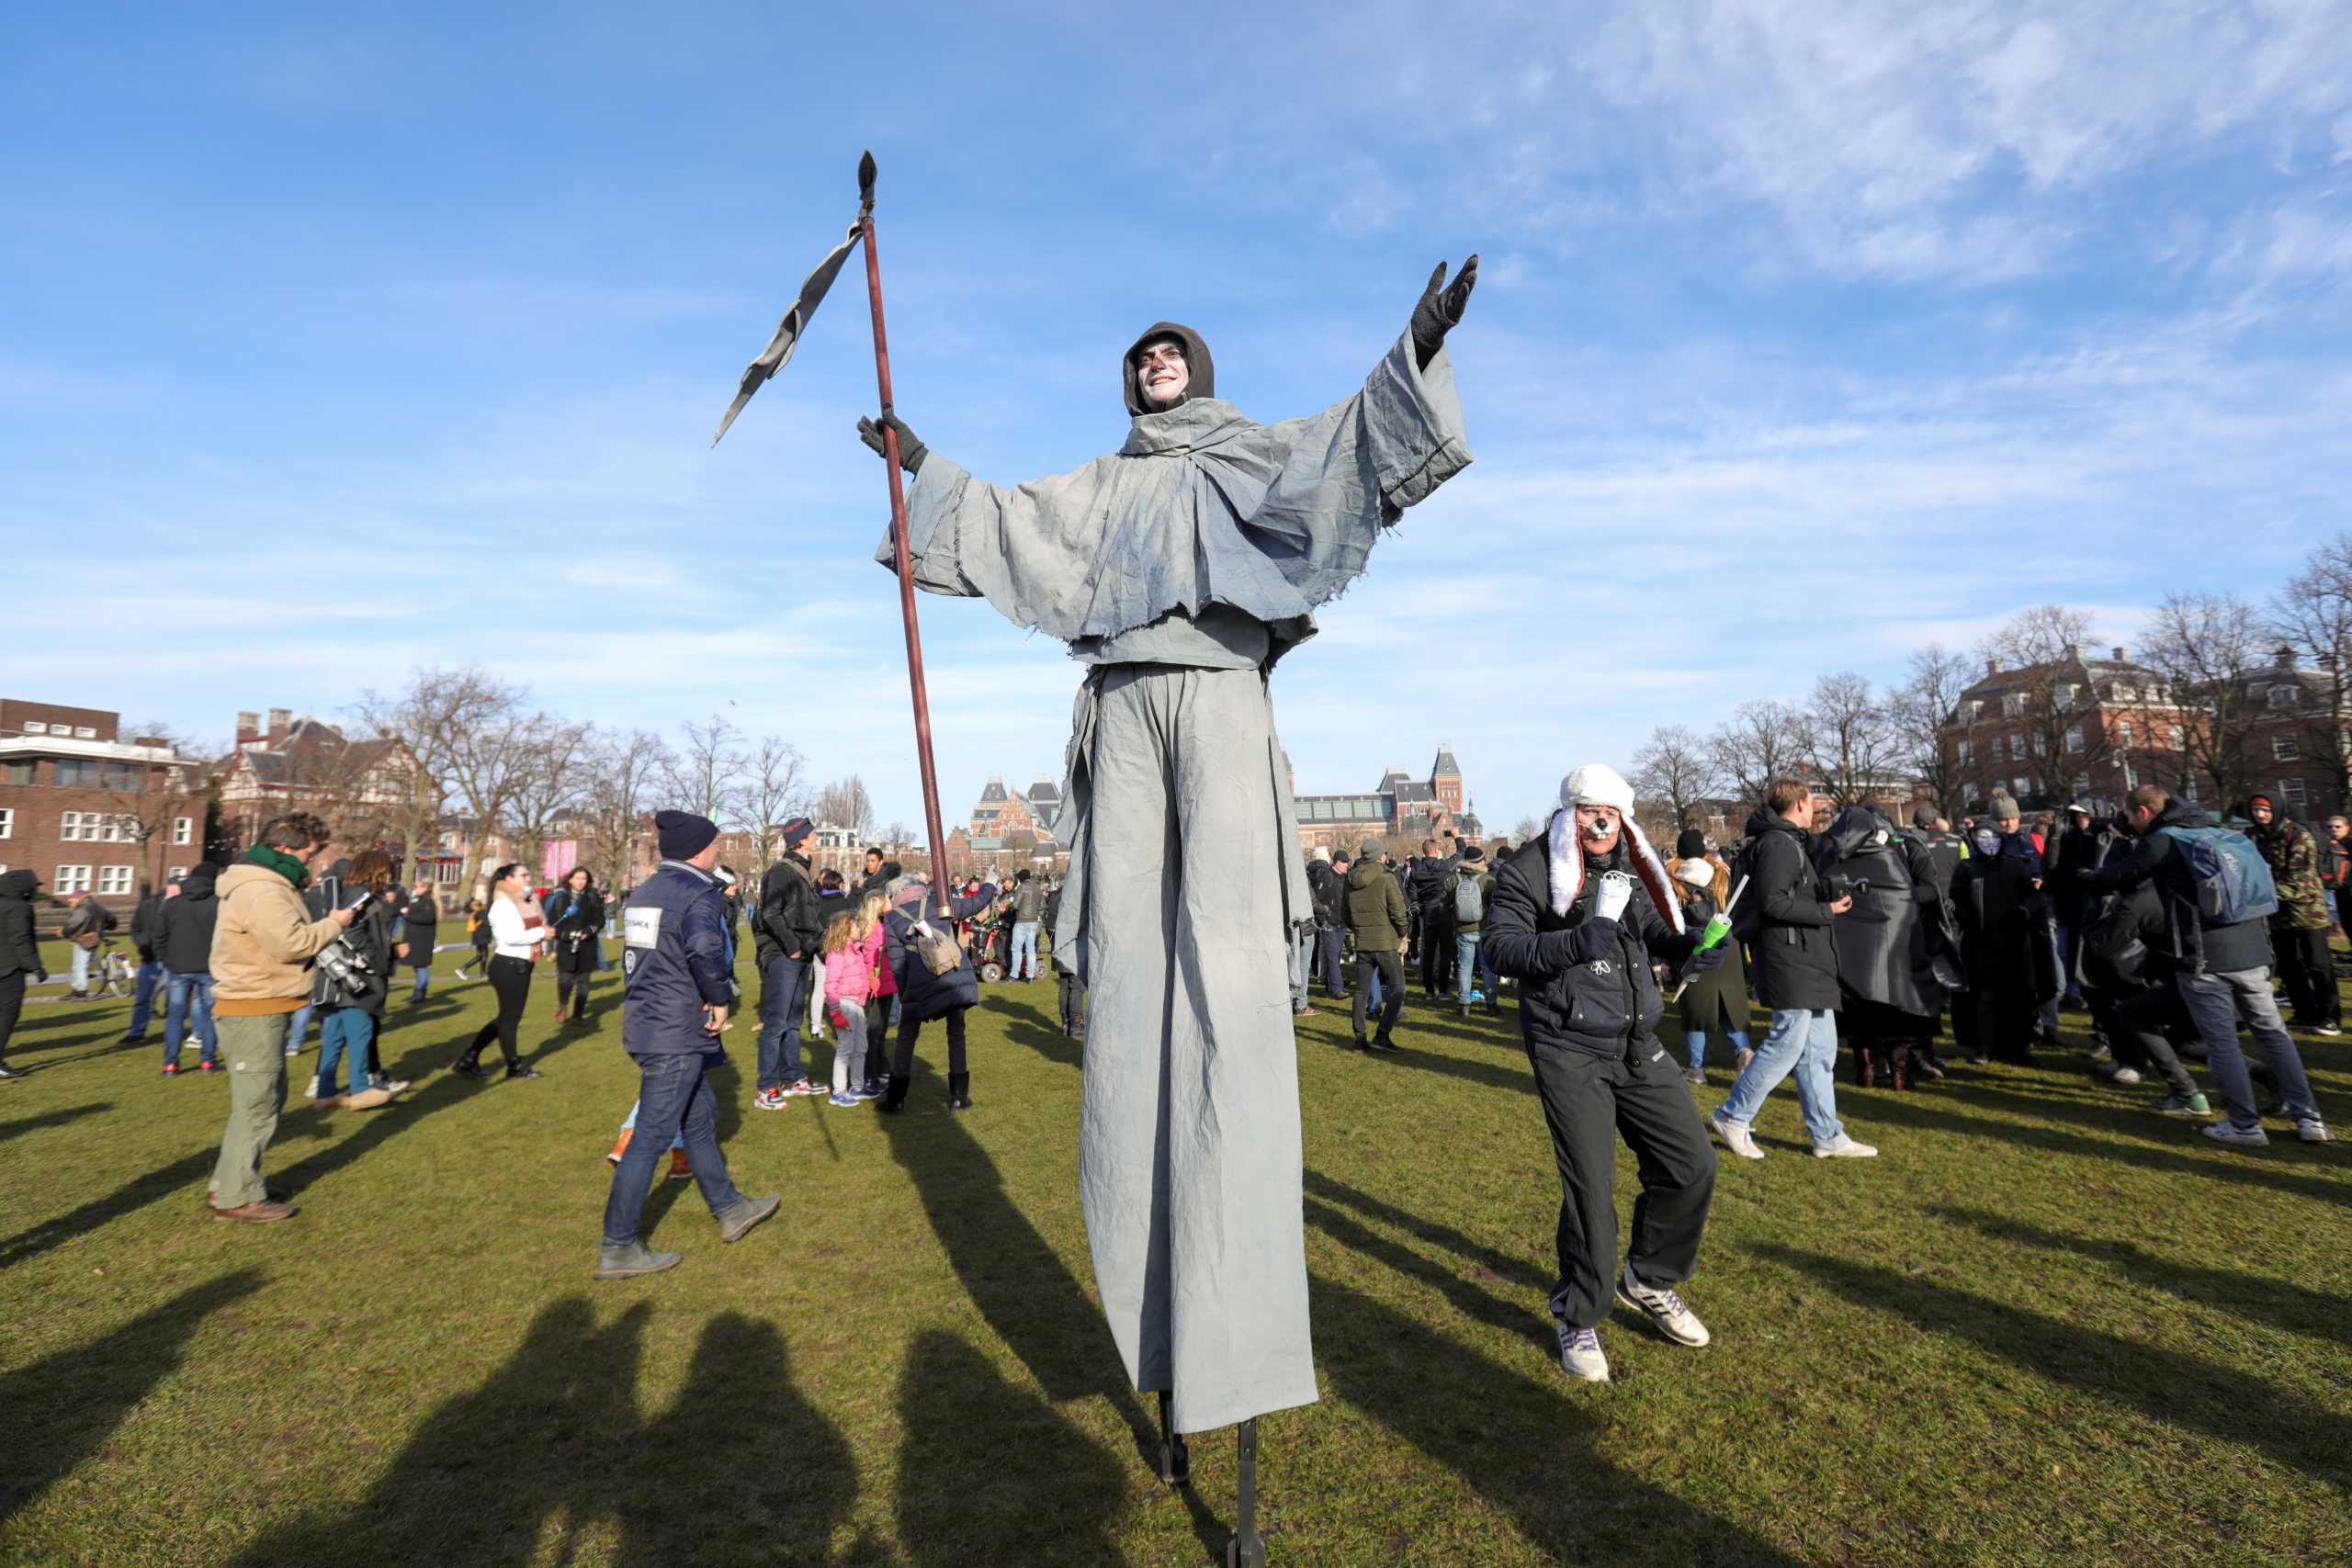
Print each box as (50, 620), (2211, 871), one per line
(243, 843), (310, 891)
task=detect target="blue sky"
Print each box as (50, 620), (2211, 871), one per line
(6, 2), (2350, 834)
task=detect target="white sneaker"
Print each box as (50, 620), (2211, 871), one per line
(1617, 1264), (1710, 1347)
(2202, 1120), (2269, 1149)
(1709, 1111), (1765, 1160)
(2108, 1066), (2143, 1087)
(2295, 1117), (2331, 1144)
(1813, 1133), (1879, 1158)
(1555, 1321), (1610, 1382)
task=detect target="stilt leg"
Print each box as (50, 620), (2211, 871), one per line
(1227, 1417), (1265, 1567)
(1157, 1390), (1190, 1486)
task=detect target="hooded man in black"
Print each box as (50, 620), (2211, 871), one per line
(1815, 807), (1952, 1089)
(0, 869), (47, 1077)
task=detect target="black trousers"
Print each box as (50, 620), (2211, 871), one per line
(1526, 1035), (1717, 1327)
(1056, 972), (1086, 1033)
(1420, 916), (1456, 995)
(2092, 983), (2199, 1097)
(1351, 950), (1405, 1043)
(892, 1006), (969, 1080)
(556, 964), (594, 1013)
(465, 955), (532, 1068)
(0, 970), (21, 1063)
(2275, 926), (2341, 1027)
(1316, 925), (1349, 997)
(1959, 972), (2037, 1062)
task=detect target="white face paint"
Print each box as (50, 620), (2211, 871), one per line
(1136, 340), (1189, 408)
(1575, 804), (1623, 856)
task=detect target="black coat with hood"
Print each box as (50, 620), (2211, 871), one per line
(2081, 797), (2271, 976)
(0, 870), (42, 978)
(882, 881), (999, 1024)
(1816, 807), (1945, 1020)
(1740, 808), (1843, 1011)
(157, 863), (223, 974)
(1485, 836), (1704, 1061)
(755, 853), (826, 965)
(546, 886), (605, 972)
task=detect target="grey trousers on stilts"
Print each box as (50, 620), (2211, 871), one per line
(1056, 664), (1318, 1435)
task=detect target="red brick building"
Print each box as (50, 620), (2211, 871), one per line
(0, 700), (206, 912)
(1939, 648), (2193, 814)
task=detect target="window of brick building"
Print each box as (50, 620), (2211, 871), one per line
(98, 865), (133, 897)
(2066, 729), (2085, 753)
(2274, 735), (2301, 761)
(23, 722), (47, 734)
(0, 807), (10, 840)
(3, 761), (32, 785)
(172, 817), (193, 845)
(2282, 778), (2309, 809)
(53, 864), (91, 895)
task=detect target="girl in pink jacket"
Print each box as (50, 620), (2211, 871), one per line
(821, 907), (885, 1106)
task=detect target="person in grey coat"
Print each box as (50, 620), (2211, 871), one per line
(858, 258), (1476, 1470)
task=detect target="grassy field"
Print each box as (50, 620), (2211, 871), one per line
(1, 932), (2346, 1566)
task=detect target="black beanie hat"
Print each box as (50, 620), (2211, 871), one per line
(1674, 828), (1706, 860)
(779, 816), (814, 850)
(656, 809), (719, 860)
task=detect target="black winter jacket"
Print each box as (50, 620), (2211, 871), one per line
(546, 887), (605, 971)
(2081, 799), (2271, 976)
(315, 897), (398, 1016)
(1485, 837), (1703, 1061)
(1741, 809), (1842, 1011)
(883, 882), (998, 1024)
(400, 892), (439, 965)
(158, 864), (222, 974)
(755, 854), (826, 964)
(0, 870), (42, 978)
(130, 890), (165, 960)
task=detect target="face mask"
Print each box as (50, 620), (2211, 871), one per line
(1973, 829), (2000, 856)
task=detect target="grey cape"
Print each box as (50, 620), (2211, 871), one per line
(877, 324), (1470, 1434)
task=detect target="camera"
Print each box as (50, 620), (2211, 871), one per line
(1822, 873), (1871, 903)
(315, 933), (378, 998)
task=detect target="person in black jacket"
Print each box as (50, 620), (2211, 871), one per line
(1950, 800), (2048, 1066)
(876, 874), (999, 1112)
(401, 879), (439, 1005)
(1709, 778), (1876, 1161)
(158, 863), (224, 1073)
(0, 869), (48, 1078)
(2077, 864), (2208, 1112)
(546, 867), (606, 1024)
(752, 818), (826, 1109)
(1043, 879), (1087, 1038)
(1484, 763), (1724, 1384)
(1305, 848), (1351, 1002)
(2080, 784), (2327, 1146)
(1409, 836), (1459, 999)
(119, 880), (169, 1044)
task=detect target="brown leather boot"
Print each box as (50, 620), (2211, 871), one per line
(1889, 1044), (1912, 1091)
(1854, 1045), (1876, 1089)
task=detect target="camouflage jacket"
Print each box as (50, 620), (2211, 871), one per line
(2256, 819), (2330, 931)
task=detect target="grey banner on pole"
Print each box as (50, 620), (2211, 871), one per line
(710, 220), (863, 447)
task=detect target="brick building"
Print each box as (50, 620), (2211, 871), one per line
(2213, 649), (2349, 820)
(0, 700), (206, 911)
(968, 775), (1062, 839)
(1290, 746), (1482, 852)
(1939, 647), (2193, 815)
(212, 707), (428, 860)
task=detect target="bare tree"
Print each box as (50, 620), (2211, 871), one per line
(1803, 672), (1901, 809)
(105, 723), (210, 890)
(506, 718), (597, 876)
(2271, 530), (2352, 815)
(578, 728), (672, 892)
(354, 668), (520, 893)
(663, 716), (747, 825)
(2141, 592), (2267, 810)
(1629, 724), (1724, 832)
(1511, 814), (1546, 843)
(1887, 643), (1973, 819)
(1710, 699), (1809, 808)
(815, 774), (876, 836)
(1978, 604), (2111, 806)
(737, 736), (811, 868)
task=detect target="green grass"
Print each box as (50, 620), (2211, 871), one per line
(2, 933), (2348, 1566)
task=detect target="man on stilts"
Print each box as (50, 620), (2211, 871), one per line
(858, 256), (1476, 1562)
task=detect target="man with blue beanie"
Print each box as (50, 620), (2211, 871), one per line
(594, 808), (779, 1279)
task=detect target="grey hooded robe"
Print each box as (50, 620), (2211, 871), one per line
(876, 326), (1470, 1434)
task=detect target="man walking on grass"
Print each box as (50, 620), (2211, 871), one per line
(204, 813), (354, 1223)
(1346, 840), (1408, 1053)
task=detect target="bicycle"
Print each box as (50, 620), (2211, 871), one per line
(80, 937), (136, 999)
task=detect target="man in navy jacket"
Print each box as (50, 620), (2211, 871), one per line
(596, 810), (779, 1279)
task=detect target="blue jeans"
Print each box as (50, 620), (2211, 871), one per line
(128, 959), (164, 1037)
(620, 1097), (684, 1151)
(2174, 966), (2319, 1129)
(1316, 925), (1348, 996)
(1455, 932), (1482, 1004)
(1011, 920), (1041, 980)
(410, 961), (430, 1001)
(603, 1050), (745, 1245)
(288, 1001), (315, 1050)
(163, 971), (217, 1066)
(317, 1008), (377, 1096)
(756, 953), (810, 1090)
(1716, 1008), (1846, 1145)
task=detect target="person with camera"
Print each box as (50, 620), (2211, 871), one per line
(1708, 778), (1877, 1161)
(1483, 764), (1727, 1382)
(204, 813), (356, 1223)
(596, 809), (778, 1279)
(454, 863), (547, 1080)
(311, 849), (404, 1111)
(547, 866), (605, 1025)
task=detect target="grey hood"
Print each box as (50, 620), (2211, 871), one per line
(1122, 321), (1216, 416)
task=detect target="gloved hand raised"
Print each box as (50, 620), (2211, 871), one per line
(856, 411), (927, 475)
(1593, 871), (1634, 923)
(1408, 254), (1478, 368)
(1680, 941), (1729, 976)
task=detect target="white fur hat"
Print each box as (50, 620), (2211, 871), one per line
(1559, 763), (1636, 815)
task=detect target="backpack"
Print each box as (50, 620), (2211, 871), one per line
(1452, 872), (1485, 924)
(2156, 826), (2278, 927)
(1726, 839), (1770, 943)
(912, 919), (963, 977)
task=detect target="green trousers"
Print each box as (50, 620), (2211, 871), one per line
(211, 1013), (290, 1208)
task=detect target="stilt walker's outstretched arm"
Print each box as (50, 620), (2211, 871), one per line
(856, 152), (954, 923)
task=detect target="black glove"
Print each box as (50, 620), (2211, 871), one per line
(857, 412), (926, 475)
(1408, 254), (1478, 368)
(35, 969), (49, 985)
(1681, 942), (1729, 976)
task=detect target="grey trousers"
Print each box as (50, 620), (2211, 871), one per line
(211, 1012), (290, 1207)
(1059, 664), (1317, 1435)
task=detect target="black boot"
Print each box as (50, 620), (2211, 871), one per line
(946, 1072), (973, 1111)
(451, 1055), (492, 1079)
(877, 1074), (910, 1114)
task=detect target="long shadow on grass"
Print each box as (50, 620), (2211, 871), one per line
(1002, 1018), (1082, 1069)
(896, 1330), (1125, 1563)
(1930, 1206), (2352, 1349)
(0, 1270), (263, 1524)
(1309, 1271), (1805, 1565)
(0, 1100), (111, 1145)
(1754, 1243), (2352, 1492)
(1303, 1168), (1551, 1297)
(237, 1301), (856, 1567)
(877, 1056), (1225, 1562)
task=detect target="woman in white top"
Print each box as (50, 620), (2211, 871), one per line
(456, 863), (546, 1080)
